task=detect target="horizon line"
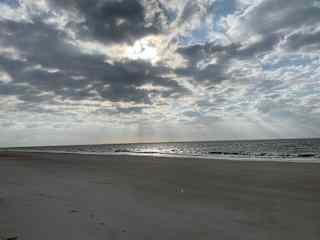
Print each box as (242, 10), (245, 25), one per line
(2, 137), (320, 149)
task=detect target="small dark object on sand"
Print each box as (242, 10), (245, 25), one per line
(4, 236), (18, 240)
(298, 153), (315, 158)
(69, 209), (79, 213)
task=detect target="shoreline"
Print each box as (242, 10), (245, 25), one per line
(2, 149), (320, 163)
(1, 151), (320, 239)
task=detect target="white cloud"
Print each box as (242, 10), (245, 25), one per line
(0, 71), (12, 84)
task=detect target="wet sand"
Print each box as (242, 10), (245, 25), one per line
(0, 151), (320, 240)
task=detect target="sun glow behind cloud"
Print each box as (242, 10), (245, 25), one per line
(126, 36), (161, 63)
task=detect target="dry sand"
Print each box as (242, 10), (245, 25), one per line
(0, 151), (320, 240)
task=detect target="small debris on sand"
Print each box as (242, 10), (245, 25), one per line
(69, 210), (79, 213)
(0, 235), (19, 240)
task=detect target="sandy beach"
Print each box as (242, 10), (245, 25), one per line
(0, 151), (320, 240)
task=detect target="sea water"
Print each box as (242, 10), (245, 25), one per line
(5, 138), (320, 162)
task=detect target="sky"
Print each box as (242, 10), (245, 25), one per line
(0, 0), (320, 147)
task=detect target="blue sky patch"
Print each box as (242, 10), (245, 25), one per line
(0, 0), (20, 8)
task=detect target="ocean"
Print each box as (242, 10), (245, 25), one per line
(4, 138), (320, 162)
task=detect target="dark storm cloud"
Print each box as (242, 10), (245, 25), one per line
(175, 63), (228, 84)
(240, 0), (320, 35)
(175, 42), (237, 83)
(47, 0), (169, 44)
(285, 30), (320, 51)
(237, 33), (282, 59)
(177, 43), (238, 65)
(176, 35), (283, 83)
(0, 19), (188, 110)
(177, 33), (282, 68)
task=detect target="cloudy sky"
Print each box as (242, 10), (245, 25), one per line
(0, 0), (319, 146)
